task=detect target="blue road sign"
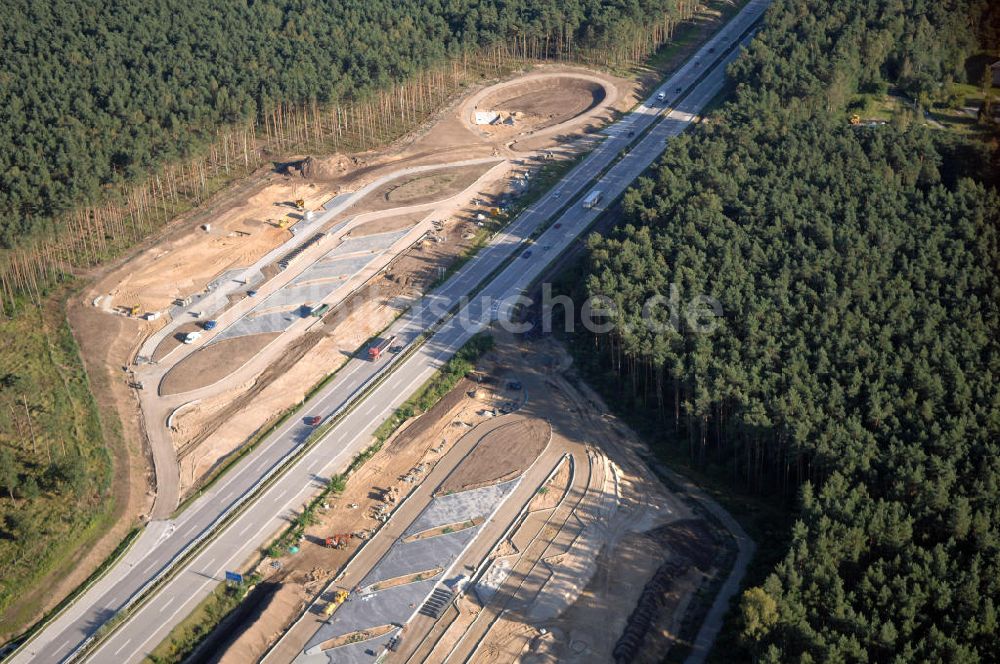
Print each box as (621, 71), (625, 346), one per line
(224, 571), (243, 584)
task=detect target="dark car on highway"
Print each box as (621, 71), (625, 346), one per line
(305, 416), (322, 426)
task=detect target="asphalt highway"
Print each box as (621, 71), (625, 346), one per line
(8, 2), (767, 661)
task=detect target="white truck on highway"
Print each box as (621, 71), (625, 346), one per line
(582, 190), (603, 209)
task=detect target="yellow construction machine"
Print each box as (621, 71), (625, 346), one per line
(322, 590), (349, 616)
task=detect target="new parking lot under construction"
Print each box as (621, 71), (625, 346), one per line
(176, 331), (735, 664)
(48, 5), (755, 659)
(67, 65), (638, 514)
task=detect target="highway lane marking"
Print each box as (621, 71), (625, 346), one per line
(158, 596), (176, 613)
(113, 638), (133, 656)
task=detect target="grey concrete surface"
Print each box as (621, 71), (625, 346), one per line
(326, 228), (413, 257)
(212, 227), (415, 337)
(214, 310), (301, 341)
(406, 479), (520, 536)
(362, 530), (476, 588)
(290, 255), (372, 286)
(307, 629), (400, 664)
(305, 578), (439, 651)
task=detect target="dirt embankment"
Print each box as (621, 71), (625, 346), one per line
(437, 417), (550, 495)
(73, 63), (639, 514)
(159, 333), (281, 396)
(476, 76), (607, 133)
(351, 162), (499, 214)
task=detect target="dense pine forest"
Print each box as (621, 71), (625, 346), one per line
(0, 0), (692, 255)
(572, 0), (1000, 660)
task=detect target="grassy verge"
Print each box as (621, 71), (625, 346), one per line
(172, 319), (374, 518)
(0, 285), (121, 644)
(144, 572), (262, 664)
(171, 403), (299, 517)
(430, 151), (590, 290)
(636, 0), (752, 78)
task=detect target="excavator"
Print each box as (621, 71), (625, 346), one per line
(325, 533), (350, 549)
(322, 589), (350, 616)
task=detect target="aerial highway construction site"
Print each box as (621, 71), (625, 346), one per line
(11, 1), (768, 662)
(252, 333), (734, 664)
(72, 66), (630, 513)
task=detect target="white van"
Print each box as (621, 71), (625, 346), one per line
(656, 92), (666, 103)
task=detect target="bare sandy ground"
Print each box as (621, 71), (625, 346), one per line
(437, 418), (551, 494)
(160, 333), (281, 396)
(106, 181), (331, 315)
(71, 63), (640, 520)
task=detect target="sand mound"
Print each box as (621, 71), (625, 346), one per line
(475, 76), (607, 133)
(159, 332), (280, 396)
(438, 417), (551, 494)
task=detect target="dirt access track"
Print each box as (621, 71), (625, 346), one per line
(68, 63), (638, 522)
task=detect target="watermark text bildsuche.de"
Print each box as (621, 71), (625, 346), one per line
(300, 281), (721, 335)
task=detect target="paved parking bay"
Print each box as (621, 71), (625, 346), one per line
(309, 629), (400, 664)
(362, 529), (477, 588)
(325, 227), (413, 258)
(303, 577), (439, 655)
(406, 479), (520, 535)
(20, 5), (769, 661)
(214, 310), (303, 341)
(290, 254), (373, 287)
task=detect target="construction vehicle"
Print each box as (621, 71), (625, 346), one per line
(367, 335), (396, 361)
(325, 533), (350, 549)
(127, 305), (141, 317)
(310, 303), (330, 318)
(322, 590), (349, 616)
(850, 114), (861, 125)
(294, 199), (305, 210)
